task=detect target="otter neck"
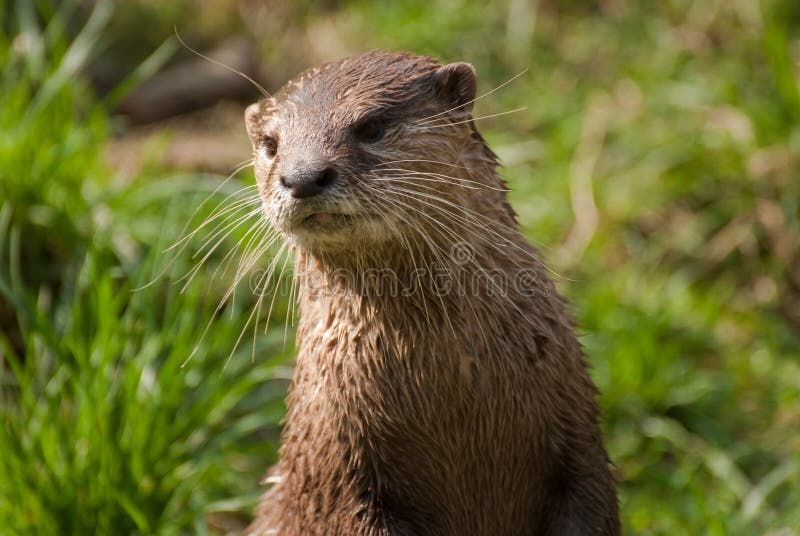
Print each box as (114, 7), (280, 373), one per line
(294, 250), (477, 342)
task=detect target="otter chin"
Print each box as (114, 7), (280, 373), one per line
(243, 51), (620, 535)
(281, 204), (383, 252)
(303, 212), (347, 227)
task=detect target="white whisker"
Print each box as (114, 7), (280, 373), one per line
(415, 107), (528, 130)
(414, 69), (528, 125)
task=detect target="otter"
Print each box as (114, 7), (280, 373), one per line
(242, 51), (619, 535)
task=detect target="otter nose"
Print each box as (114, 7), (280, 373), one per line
(280, 166), (338, 199)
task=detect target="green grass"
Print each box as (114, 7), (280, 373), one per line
(1, 0), (799, 534)
(0, 241), (291, 534)
(0, 3), (290, 533)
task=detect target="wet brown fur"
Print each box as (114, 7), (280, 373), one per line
(243, 51), (619, 535)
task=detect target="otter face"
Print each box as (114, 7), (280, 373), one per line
(244, 52), (478, 255)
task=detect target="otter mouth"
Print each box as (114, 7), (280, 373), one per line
(296, 211), (363, 232)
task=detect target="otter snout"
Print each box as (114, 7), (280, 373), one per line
(280, 163), (338, 199)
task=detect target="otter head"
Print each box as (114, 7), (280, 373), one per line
(244, 51), (483, 259)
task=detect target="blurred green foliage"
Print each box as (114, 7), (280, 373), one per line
(0, 0), (109, 288)
(1, 0), (799, 534)
(0, 2), (290, 533)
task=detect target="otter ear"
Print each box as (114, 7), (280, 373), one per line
(244, 102), (263, 142)
(433, 62), (477, 112)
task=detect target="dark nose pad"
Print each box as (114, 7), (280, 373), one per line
(280, 166), (338, 199)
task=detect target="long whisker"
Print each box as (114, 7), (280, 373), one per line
(182, 233), (276, 369)
(362, 187), (463, 337)
(249, 262), (271, 364)
(414, 107), (528, 130)
(273, 250), (294, 349)
(375, 185), (540, 331)
(169, 191), (262, 253)
(383, 184), (530, 264)
(249, 241), (291, 363)
(217, 230), (284, 328)
(381, 183), (569, 282)
(215, 220), (277, 283)
(177, 207), (263, 292)
(258, 242), (292, 337)
(286, 257), (299, 328)
(133, 161), (254, 291)
(372, 176), (478, 191)
(164, 173), (256, 255)
(357, 192), (426, 308)
(192, 204), (263, 258)
(174, 28), (271, 99)
(229, 227), (282, 303)
(174, 202), (264, 295)
(377, 159), (468, 170)
(414, 69), (528, 125)
(374, 189), (494, 339)
(376, 168), (510, 192)
(379, 178), (479, 201)
(236, 223), (279, 274)
(224, 274), (268, 371)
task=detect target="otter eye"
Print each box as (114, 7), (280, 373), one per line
(353, 118), (385, 143)
(259, 135), (278, 158)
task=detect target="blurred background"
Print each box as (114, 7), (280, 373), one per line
(1, 0), (799, 534)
